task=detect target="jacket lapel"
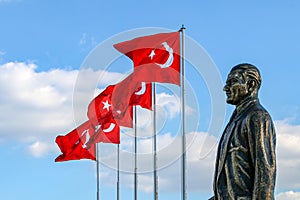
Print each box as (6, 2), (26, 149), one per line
(216, 121), (235, 181)
(216, 99), (257, 182)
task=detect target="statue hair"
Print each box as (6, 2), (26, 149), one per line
(231, 63), (262, 90)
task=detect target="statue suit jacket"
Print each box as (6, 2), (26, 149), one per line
(212, 97), (276, 200)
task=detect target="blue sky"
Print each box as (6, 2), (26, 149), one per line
(1, 0), (300, 200)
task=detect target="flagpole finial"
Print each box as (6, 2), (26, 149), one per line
(179, 24), (186, 32)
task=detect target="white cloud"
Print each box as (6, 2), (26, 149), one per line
(0, 62), (76, 143)
(28, 141), (58, 158)
(156, 92), (181, 118)
(155, 92), (194, 120)
(0, 51), (5, 56)
(0, 62), (124, 157)
(275, 120), (300, 190)
(277, 191), (300, 200)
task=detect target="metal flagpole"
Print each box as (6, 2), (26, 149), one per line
(117, 144), (120, 200)
(96, 143), (100, 200)
(134, 106), (138, 200)
(180, 25), (187, 200)
(153, 83), (158, 200)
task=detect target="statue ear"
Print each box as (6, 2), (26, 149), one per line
(248, 80), (256, 92)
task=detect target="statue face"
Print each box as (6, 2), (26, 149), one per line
(223, 70), (250, 105)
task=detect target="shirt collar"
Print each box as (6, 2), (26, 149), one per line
(235, 96), (258, 115)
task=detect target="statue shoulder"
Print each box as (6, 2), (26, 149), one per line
(246, 102), (273, 124)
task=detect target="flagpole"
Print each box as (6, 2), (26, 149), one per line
(180, 25), (187, 200)
(117, 144), (120, 200)
(134, 106), (138, 200)
(96, 143), (100, 200)
(153, 83), (158, 200)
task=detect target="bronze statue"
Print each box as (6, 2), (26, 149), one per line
(209, 63), (276, 200)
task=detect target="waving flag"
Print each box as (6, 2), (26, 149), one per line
(113, 32), (180, 85)
(87, 85), (115, 126)
(55, 119), (121, 162)
(87, 85), (133, 128)
(55, 121), (96, 162)
(88, 81), (152, 128)
(131, 82), (152, 110)
(87, 119), (120, 145)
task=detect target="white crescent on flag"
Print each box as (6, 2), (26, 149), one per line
(156, 42), (174, 68)
(134, 82), (146, 95)
(103, 123), (116, 133)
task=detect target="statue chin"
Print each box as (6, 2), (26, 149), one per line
(226, 97), (237, 105)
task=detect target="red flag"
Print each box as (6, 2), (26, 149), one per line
(110, 72), (154, 123)
(55, 119), (121, 162)
(88, 80), (152, 128)
(113, 32), (180, 85)
(130, 82), (152, 110)
(87, 85), (114, 126)
(87, 120), (120, 145)
(114, 104), (133, 128)
(55, 121), (96, 162)
(87, 85), (133, 128)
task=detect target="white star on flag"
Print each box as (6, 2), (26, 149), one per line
(102, 100), (111, 111)
(148, 49), (155, 60)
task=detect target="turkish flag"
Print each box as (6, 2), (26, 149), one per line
(113, 32), (181, 85)
(110, 73), (153, 123)
(86, 119), (120, 145)
(87, 85), (114, 126)
(114, 104), (133, 128)
(130, 82), (152, 110)
(87, 85), (133, 128)
(88, 79), (152, 128)
(55, 121), (96, 162)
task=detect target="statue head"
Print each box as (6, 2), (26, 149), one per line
(223, 63), (261, 105)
